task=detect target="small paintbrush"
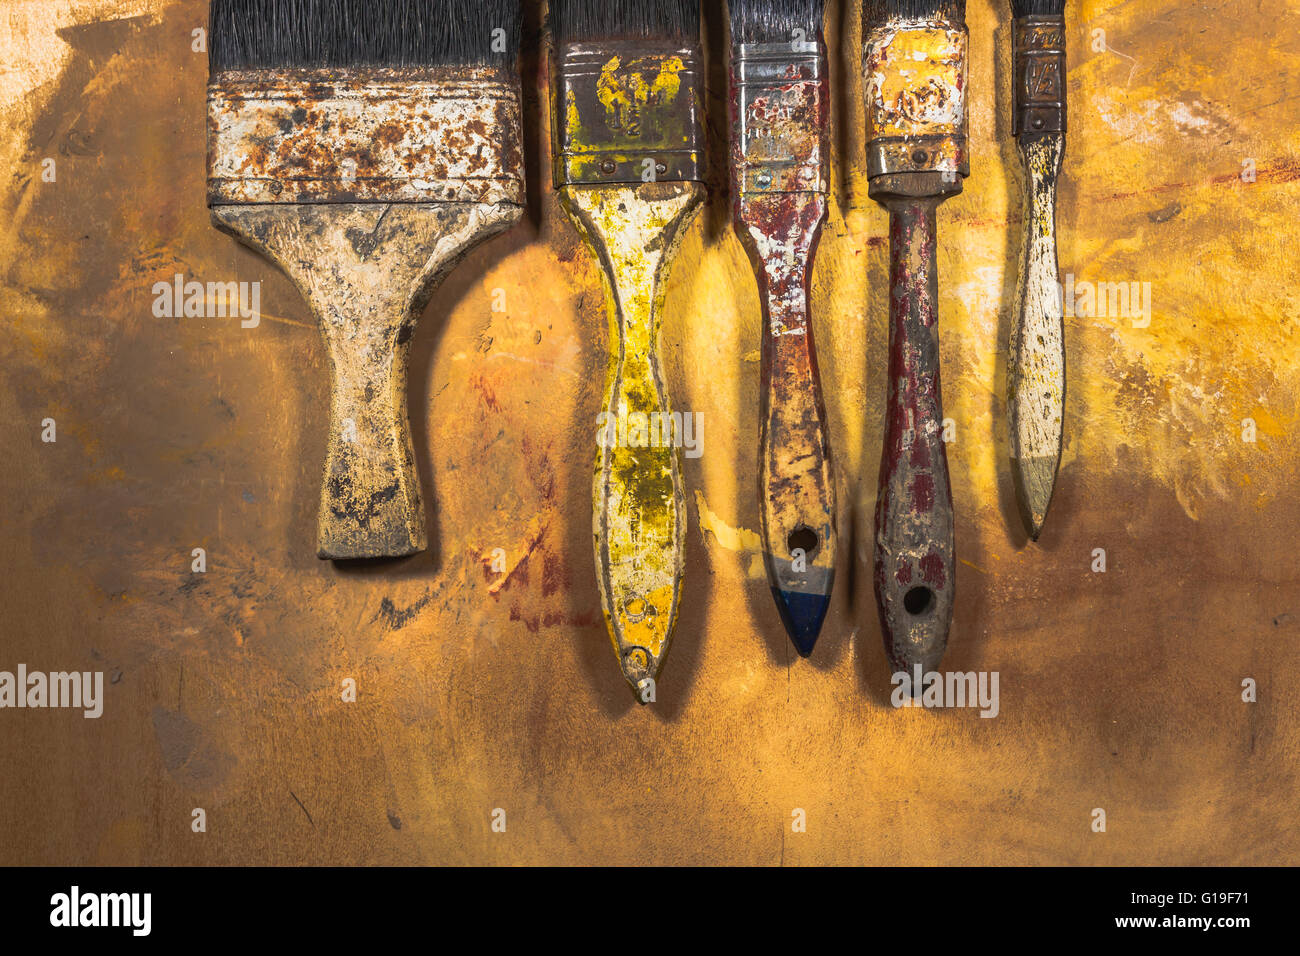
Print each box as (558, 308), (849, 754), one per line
(1007, 0), (1066, 539)
(863, 0), (968, 675)
(207, 0), (524, 559)
(727, 0), (836, 657)
(550, 0), (706, 700)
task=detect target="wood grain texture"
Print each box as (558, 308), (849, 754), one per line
(1008, 133), (1065, 539)
(0, 0), (1298, 866)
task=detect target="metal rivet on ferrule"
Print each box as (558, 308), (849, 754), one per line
(756, 171), (772, 189)
(269, 180), (283, 196)
(912, 149), (928, 165)
(655, 162), (666, 175)
(599, 159), (616, 175)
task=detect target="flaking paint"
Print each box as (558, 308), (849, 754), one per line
(1, 0), (1298, 867)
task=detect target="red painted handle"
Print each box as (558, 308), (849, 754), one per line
(737, 192), (837, 654)
(873, 198), (955, 675)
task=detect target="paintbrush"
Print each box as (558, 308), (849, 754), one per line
(1007, 0), (1066, 539)
(863, 0), (968, 675)
(550, 0), (706, 700)
(207, 0), (524, 559)
(727, 0), (836, 657)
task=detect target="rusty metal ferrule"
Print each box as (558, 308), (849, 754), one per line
(207, 67), (524, 206)
(1013, 15), (1066, 137)
(552, 43), (705, 188)
(863, 21), (970, 181)
(730, 40), (829, 196)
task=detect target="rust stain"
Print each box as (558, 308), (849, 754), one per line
(207, 68), (524, 206)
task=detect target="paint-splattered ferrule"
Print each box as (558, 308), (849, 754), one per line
(863, 21), (969, 183)
(207, 68), (524, 206)
(1012, 16), (1066, 137)
(552, 43), (704, 188)
(729, 41), (828, 199)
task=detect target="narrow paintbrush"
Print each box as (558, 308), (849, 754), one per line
(728, 0), (835, 657)
(550, 0), (705, 700)
(863, 0), (967, 675)
(1008, 0), (1066, 539)
(207, 0), (524, 559)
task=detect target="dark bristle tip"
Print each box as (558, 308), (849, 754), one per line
(864, 0), (966, 26)
(1011, 0), (1065, 16)
(729, 0), (826, 45)
(550, 0), (700, 46)
(209, 0), (523, 73)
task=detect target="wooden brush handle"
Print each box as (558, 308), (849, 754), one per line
(211, 202), (519, 559)
(1009, 15), (1067, 537)
(736, 193), (836, 655)
(873, 197), (955, 675)
(560, 182), (704, 699)
(1009, 133), (1066, 538)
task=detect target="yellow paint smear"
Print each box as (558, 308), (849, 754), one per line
(695, 490), (763, 554)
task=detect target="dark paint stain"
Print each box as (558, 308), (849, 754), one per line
(470, 372), (502, 413)
(374, 591), (431, 631)
(1148, 202), (1182, 223)
(541, 550), (566, 597)
(918, 552), (947, 588)
(490, 536), (541, 596)
(910, 473), (935, 513)
(509, 604), (600, 632)
(288, 789), (315, 827)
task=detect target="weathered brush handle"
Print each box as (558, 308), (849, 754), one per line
(874, 198), (955, 675)
(210, 202), (520, 559)
(1010, 13), (1067, 538)
(559, 182), (704, 699)
(737, 193), (836, 655)
(1009, 133), (1066, 538)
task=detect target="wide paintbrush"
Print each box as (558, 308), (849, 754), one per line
(728, 0), (836, 657)
(207, 0), (523, 559)
(1008, 0), (1067, 539)
(863, 0), (968, 675)
(549, 0), (706, 700)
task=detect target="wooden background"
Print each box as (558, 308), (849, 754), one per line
(1, 0), (1296, 864)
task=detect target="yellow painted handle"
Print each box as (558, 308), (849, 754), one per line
(559, 182), (704, 699)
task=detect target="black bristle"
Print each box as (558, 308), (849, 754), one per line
(1011, 0), (1065, 16)
(729, 0), (826, 45)
(209, 0), (522, 73)
(550, 0), (699, 46)
(864, 0), (966, 26)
